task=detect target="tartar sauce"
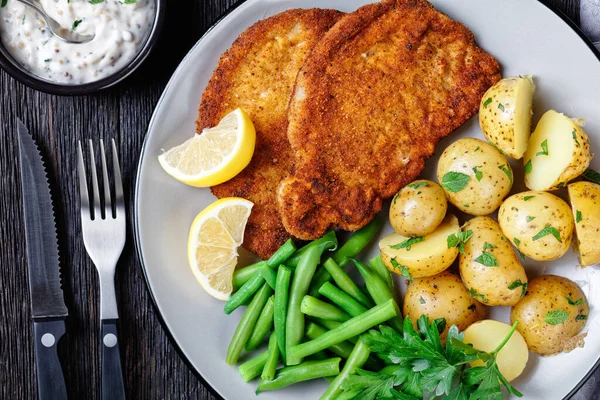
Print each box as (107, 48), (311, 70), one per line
(0, 0), (155, 84)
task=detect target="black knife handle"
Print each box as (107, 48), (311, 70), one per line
(33, 320), (67, 400)
(101, 319), (126, 400)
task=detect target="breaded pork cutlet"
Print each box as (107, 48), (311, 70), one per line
(197, 9), (343, 258)
(278, 0), (501, 240)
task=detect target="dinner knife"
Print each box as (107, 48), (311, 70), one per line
(17, 119), (69, 400)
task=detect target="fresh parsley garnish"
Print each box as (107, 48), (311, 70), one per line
(498, 164), (513, 184)
(44, 58), (51, 62)
(393, 193), (399, 205)
(566, 296), (583, 306)
(573, 130), (580, 146)
(576, 210), (583, 223)
(524, 196), (535, 201)
(545, 310), (569, 325)
(556, 182), (565, 188)
(583, 169), (600, 185)
(447, 229), (473, 254)
(483, 98), (492, 107)
(72, 19), (82, 31)
(576, 314), (588, 321)
(526, 215), (535, 223)
(536, 139), (549, 156)
(407, 182), (428, 190)
(524, 160), (532, 174)
(1, 0), (7, 8)
(498, 103), (505, 112)
(419, 296), (426, 305)
(532, 225), (562, 243)
(348, 317), (522, 399)
(390, 237), (425, 251)
(514, 237), (521, 246)
(441, 172), (470, 193)
(390, 258), (412, 282)
(474, 146), (480, 152)
(508, 280), (527, 298)
(469, 288), (489, 303)
(472, 166), (483, 182)
(468, 304), (477, 312)
(122, 0), (137, 3)
(89, 0), (104, 3)
(475, 242), (499, 267)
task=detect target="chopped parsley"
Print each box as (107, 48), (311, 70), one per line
(498, 164), (513, 184)
(573, 130), (580, 146)
(576, 210), (583, 223)
(475, 242), (499, 267)
(483, 98), (492, 107)
(576, 314), (588, 321)
(1, 0), (7, 8)
(390, 258), (412, 282)
(89, 0), (104, 3)
(532, 225), (562, 243)
(583, 169), (600, 185)
(474, 146), (480, 152)
(498, 103), (505, 112)
(441, 171), (470, 193)
(407, 181), (428, 190)
(469, 288), (489, 303)
(390, 237), (425, 251)
(72, 19), (83, 31)
(524, 160), (532, 174)
(392, 193), (399, 205)
(536, 139), (549, 156)
(419, 296), (426, 305)
(545, 310), (569, 325)
(514, 237), (521, 246)
(523, 196), (535, 201)
(566, 296), (583, 306)
(526, 215), (535, 223)
(472, 166), (483, 181)
(508, 280), (528, 298)
(468, 304), (477, 312)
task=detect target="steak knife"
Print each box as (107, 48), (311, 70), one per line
(17, 120), (68, 400)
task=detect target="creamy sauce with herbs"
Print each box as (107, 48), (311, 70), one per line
(0, 0), (155, 84)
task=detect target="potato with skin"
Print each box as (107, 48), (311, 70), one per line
(569, 181), (600, 267)
(479, 75), (535, 159)
(459, 216), (528, 306)
(437, 138), (513, 216)
(498, 191), (574, 261)
(403, 271), (487, 342)
(379, 214), (460, 279)
(511, 275), (589, 356)
(463, 320), (529, 382)
(524, 110), (593, 191)
(389, 180), (447, 237)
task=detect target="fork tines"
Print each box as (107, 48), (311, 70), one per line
(77, 139), (124, 221)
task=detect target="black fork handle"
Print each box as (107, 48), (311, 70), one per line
(101, 319), (126, 400)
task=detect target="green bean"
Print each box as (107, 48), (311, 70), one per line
(267, 238), (297, 268)
(286, 231), (338, 268)
(369, 255), (394, 293)
(285, 246), (323, 365)
(289, 299), (399, 360)
(320, 338), (371, 400)
(232, 260), (267, 291)
(323, 258), (373, 308)
(301, 295), (351, 322)
(225, 272), (265, 315)
(308, 268), (334, 297)
(274, 266), (292, 362)
(305, 323), (355, 359)
(226, 284), (273, 365)
(245, 296), (275, 351)
(353, 259), (403, 332)
(238, 349), (269, 382)
(257, 264), (277, 290)
(256, 358), (341, 393)
(318, 282), (368, 317)
(261, 333), (279, 381)
(333, 216), (383, 267)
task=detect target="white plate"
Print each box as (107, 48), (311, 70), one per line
(135, 1), (600, 398)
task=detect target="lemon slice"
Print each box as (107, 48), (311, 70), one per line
(187, 197), (253, 300)
(158, 108), (256, 187)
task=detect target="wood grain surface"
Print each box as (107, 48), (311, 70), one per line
(0, 1), (596, 399)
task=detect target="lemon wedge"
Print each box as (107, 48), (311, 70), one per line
(158, 108), (256, 187)
(187, 197), (253, 300)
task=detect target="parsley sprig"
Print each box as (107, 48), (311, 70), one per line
(447, 229), (474, 254)
(342, 317), (522, 399)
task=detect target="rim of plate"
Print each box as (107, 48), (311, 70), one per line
(134, 1), (600, 399)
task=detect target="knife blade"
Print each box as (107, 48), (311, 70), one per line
(17, 119), (68, 400)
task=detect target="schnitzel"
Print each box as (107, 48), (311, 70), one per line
(197, 9), (343, 258)
(278, 0), (501, 240)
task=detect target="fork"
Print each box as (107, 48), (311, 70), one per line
(77, 139), (126, 400)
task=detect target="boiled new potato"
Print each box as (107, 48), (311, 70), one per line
(569, 181), (600, 266)
(498, 191), (573, 261)
(479, 75), (535, 159)
(403, 271), (487, 342)
(389, 179), (447, 237)
(459, 216), (528, 306)
(524, 110), (592, 191)
(437, 138), (513, 215)
(463, 320), (529, 382)
(511, 275), (589, 356)
(379, 214), (460, 278)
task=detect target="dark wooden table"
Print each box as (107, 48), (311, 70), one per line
(0, 0), (597, 399)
